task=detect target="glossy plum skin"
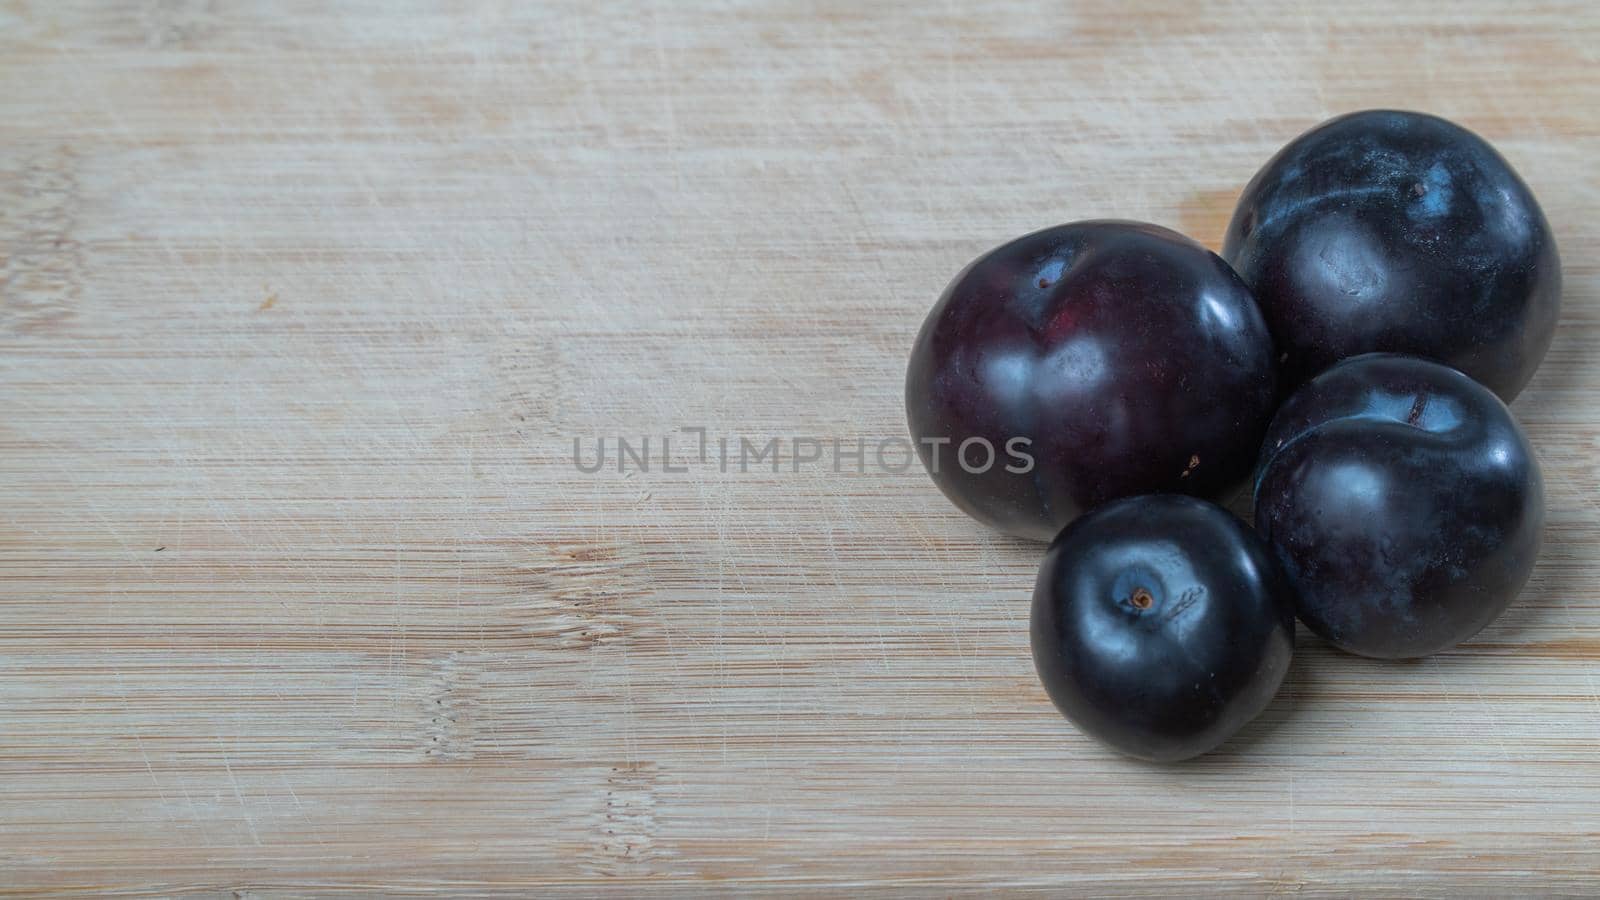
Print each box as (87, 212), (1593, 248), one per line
(1254, 354), (1544, 659)
(1031, 495), (1296, 762)
(1223, 110), (1560, 401)
(906, 221), (1278, 541)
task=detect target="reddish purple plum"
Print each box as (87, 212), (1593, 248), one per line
(907, 220), (1278, 540)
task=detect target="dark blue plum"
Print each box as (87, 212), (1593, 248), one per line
(1254, 354), (1544, 659)
(1031, 495), (1296, 762)
(1224, 110), (1560, 400)
(907, 221), (1278, 541)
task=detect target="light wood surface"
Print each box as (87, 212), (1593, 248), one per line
(3, 1), (1599, 895)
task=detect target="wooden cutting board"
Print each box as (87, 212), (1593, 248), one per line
(3, 1), (1598, 894)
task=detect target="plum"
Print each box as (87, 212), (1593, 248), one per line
(907, 221), (1278, 540)
(1224, 109), (1560, 400)
(1254, 354), (1544, 658)
(1031, 494), (1296, 761)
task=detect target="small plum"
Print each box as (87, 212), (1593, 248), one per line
(1031, 494), (1296, 761)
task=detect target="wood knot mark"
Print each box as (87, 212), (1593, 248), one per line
(0, 147), (83, 332)
(137, 0), (221, 48)
(499, 541), (653, 651)
(421, 653), (480, 761)
(492, 338), (560, 435)
(586, 762), (662, 874)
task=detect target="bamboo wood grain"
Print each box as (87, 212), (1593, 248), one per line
(2, 0), (1599, 895)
